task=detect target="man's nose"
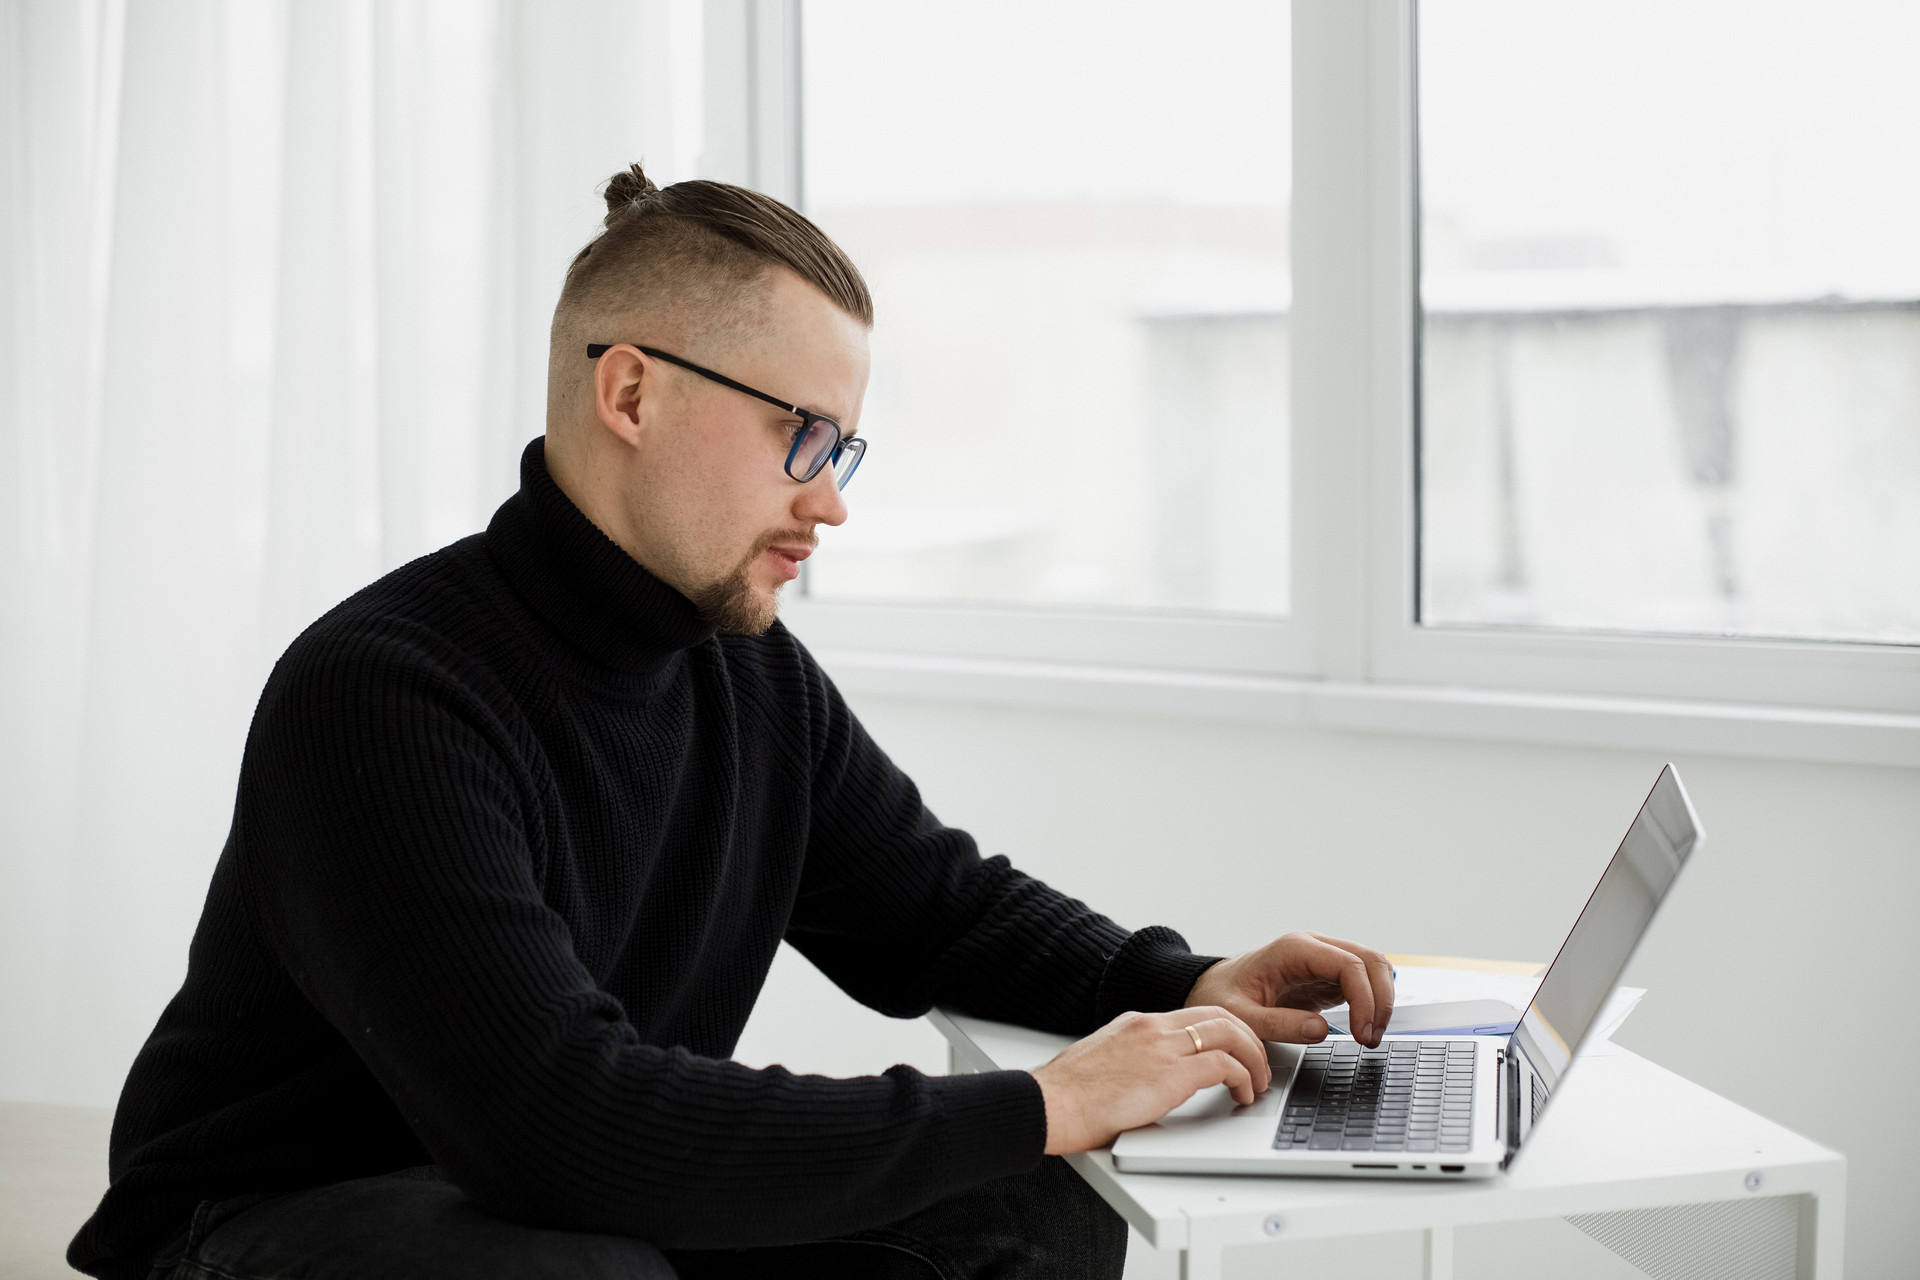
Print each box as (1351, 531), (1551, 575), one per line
(794, 467), (849, 527)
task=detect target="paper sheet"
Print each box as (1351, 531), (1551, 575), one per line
(1321, 966), (1645, 1043)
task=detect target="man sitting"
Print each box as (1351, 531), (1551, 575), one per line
(71, 164), (1394, 1280)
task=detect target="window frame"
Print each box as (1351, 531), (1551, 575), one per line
(748, 0), (1920, 723)
(1346, 0), (1920, 717)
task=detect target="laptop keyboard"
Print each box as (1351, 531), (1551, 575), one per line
(1274, 1040), (1477, 1153)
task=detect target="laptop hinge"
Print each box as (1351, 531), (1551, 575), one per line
(1493, 1048), (1505, 1146)
(1501, 1048), (1523, 1168)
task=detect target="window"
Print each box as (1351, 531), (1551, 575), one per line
(1419, 0), (1920, 646)
(775, 0), (1919, 726)
(798, 0), (1293, 619)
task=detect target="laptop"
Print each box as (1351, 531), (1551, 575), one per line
(1111, 764), (1702, 1180)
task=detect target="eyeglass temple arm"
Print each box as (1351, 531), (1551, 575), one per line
(586, 343), (805, 419)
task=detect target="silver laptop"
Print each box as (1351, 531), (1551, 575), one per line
(1111, 764), (1702, 1180)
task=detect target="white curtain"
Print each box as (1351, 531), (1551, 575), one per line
(1, 0), (706, 1105)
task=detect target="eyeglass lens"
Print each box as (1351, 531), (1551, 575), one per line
(788, 420), (864, 490)
(829, 437), (865, 489)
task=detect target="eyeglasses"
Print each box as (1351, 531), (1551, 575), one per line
(586, 343), (866, 490)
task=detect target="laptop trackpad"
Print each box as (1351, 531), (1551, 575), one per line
(1162, 1084), (1284, 1120)
(1159, 1041), (1297, 1121)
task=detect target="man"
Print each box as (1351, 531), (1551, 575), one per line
(71, 165), (1394, 1280)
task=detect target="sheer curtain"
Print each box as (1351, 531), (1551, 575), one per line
(1, 0), (705, 1105)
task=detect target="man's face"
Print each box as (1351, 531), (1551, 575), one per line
(621, 269), (869, 634)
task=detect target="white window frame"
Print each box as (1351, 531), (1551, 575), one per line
(701, 0), (803, 203)
(718, 0), (1920, 765)
(1330, 0), (1920, 718)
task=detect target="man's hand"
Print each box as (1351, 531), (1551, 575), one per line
(1029, 1007), (1272, 1155)
(1186, 931), (1396, 1049)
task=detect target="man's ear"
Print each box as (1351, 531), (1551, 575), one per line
(592, 345), (650, 448)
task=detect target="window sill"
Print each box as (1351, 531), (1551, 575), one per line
(812, 649), (1920, 770)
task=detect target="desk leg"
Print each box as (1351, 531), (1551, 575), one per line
(1177, 1244), (1222, 1280)
(1178, 1218), (1228, 1280)
(1805, 1186), (1846, 1280)
(1423, 1224), (1455, 1280)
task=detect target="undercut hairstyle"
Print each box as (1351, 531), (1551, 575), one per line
(549, 164), (871, 400)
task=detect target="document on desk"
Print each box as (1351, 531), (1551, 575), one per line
(1321, 965), (1645, 1043)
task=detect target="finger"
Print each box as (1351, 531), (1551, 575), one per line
(1158, 1008), (1227, 1059)
(1159, 1007), (1249, 1073)
(1186, 1013), (1272, 1092)
(1159, 1005), (1235, 1041)
(1290, 936), (1377, 1044)
(1236, 1003), (1330, 1045)
(1176, 1047), (1257, 1107)
(1364, 952), (1395, 1034)
(1161, 1008), (1270, 1091)
(1314, 935), (1396, 1044)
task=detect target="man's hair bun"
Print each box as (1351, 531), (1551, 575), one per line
(602, 164), (661, 223)
(562, 160), (873, 330)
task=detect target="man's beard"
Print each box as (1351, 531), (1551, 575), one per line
(688, 529), (813, 636)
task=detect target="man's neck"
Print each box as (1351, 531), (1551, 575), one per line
(542, 428), (658, 578)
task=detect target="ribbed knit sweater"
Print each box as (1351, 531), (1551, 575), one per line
(69, 439), (1218, 1279)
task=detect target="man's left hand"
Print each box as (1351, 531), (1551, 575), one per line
(1186, 932), (1396, 1049)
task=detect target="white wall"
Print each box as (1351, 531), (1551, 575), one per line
(734, 683), (1920, 1280)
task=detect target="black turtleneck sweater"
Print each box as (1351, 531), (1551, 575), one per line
(70, 439), (1217, 1279)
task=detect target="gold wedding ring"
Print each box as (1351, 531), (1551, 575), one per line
(1185, 1024), (1206, 1054)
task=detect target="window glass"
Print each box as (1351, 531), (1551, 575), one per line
(1419, 0), (1920, 645)
(800, 1), (1292, 615)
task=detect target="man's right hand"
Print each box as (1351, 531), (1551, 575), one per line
(1028, 1007), (1272, 1155)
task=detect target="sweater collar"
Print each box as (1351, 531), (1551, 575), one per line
(485, 437), (716, 676)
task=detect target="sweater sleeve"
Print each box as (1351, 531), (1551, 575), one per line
(238, 623), (1045, 1249)
(782, 645), (1220, 1034)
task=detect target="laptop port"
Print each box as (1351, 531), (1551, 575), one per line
(1352, 1163), (1398, 1170)
(1441, 1165), (1465, 1173)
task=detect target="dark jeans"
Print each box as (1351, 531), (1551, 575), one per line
(152, 1158), (1125, 1280)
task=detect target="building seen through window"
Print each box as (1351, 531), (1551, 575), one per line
(801, 0), (1293, 617)
(1420, 0), (1920, 646)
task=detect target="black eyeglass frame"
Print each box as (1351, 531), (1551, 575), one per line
(586, 343), (865, 489)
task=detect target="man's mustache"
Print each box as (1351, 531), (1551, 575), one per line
(751, 529), (819, 558)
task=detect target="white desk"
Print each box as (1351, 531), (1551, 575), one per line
(929, 1009), (1845, 1280)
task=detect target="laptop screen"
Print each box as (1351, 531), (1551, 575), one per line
(1510, 765), (1701, 1101)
